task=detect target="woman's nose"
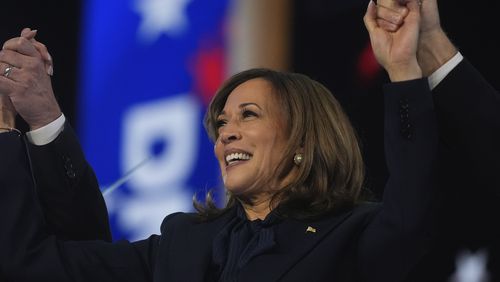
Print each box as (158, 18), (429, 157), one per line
(219, 125), (241, 144)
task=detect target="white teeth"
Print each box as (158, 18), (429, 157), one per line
(226, 152), (251, 163)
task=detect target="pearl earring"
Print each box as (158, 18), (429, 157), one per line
(293, 154), (303, 166)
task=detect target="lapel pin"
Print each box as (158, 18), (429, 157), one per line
(306, 226), (317, 233)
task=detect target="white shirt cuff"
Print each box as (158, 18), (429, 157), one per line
(428, 52), (464, 90)
(26, 114), (66, 146)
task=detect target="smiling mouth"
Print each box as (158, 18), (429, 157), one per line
(225, 152), (252, 166)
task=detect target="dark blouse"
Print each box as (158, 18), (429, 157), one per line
(210, 204), (282, 281)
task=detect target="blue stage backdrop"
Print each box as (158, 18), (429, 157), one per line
(79, 0), (229, 241)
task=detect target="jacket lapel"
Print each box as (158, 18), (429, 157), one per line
(238, 210), (353, 282)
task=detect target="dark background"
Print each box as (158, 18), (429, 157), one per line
(2, 0), (499, 279)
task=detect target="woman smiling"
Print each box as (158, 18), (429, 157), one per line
(203, 70), (364, 222)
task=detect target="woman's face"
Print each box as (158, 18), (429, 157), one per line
(214, 78), (289, 197)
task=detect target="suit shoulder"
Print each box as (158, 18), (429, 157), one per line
(159, 212), (198, 231)
(159, 208), (236, 236)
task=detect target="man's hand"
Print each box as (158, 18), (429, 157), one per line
(20, 28), (54, 76)
(414, 0), (440, 36)
(0, 28), (61, 130)
(415, 0), (457, 76)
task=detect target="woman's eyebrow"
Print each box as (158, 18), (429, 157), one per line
(239, 102), (262, 109)
(218, 102), (262, 117)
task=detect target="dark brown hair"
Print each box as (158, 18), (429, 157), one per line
(196, 68), (365, 219)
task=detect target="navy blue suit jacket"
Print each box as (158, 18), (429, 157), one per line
(0, 122), (111, 282)
(28, 124), (111, 242)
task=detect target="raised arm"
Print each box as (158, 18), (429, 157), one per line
(0, 29), (111, 241)
(375, 1), (500, 278)
(413, 1), (500, 277)
(360, 1), (440, 280)
(27, 122), (112, 241)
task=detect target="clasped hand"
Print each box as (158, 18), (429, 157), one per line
(364, 0), (422, 82)
(0, 28), (60, 130)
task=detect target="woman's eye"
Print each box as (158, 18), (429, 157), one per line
(216, 119), (227, 128)
(242, 110), (257, 118)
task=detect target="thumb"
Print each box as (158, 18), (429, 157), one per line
(20, 27), (31, 37)
(363, 0), (379, 35)
(20, 28), (37, 40)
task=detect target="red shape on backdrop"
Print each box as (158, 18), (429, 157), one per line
(357, 41), (381, 86)
(191, 42), (225, 106)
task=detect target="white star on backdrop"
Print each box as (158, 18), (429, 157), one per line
(450, 249), (490, 282)
(134, 0), (192, 43)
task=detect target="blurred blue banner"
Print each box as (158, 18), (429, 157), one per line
(79, 0), (229, 241)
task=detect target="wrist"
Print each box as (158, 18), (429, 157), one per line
(417, 29), (458, 76)
(29, 108), (62, 131)
(0, 127), (21, 135)
(0, 111), (16, 128)
(387, 61), (423, 82)
(0, 109), (18, 134)
(30, 114), (62, 131)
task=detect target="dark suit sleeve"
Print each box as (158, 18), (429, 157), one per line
(428, 59), (500, 278)
(0, 132), (157, 282)
(433, 58), (500, 193)
(28, 123), (112, 241)
(358, 79), (439, 281)
(434, 58), (500, 180)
